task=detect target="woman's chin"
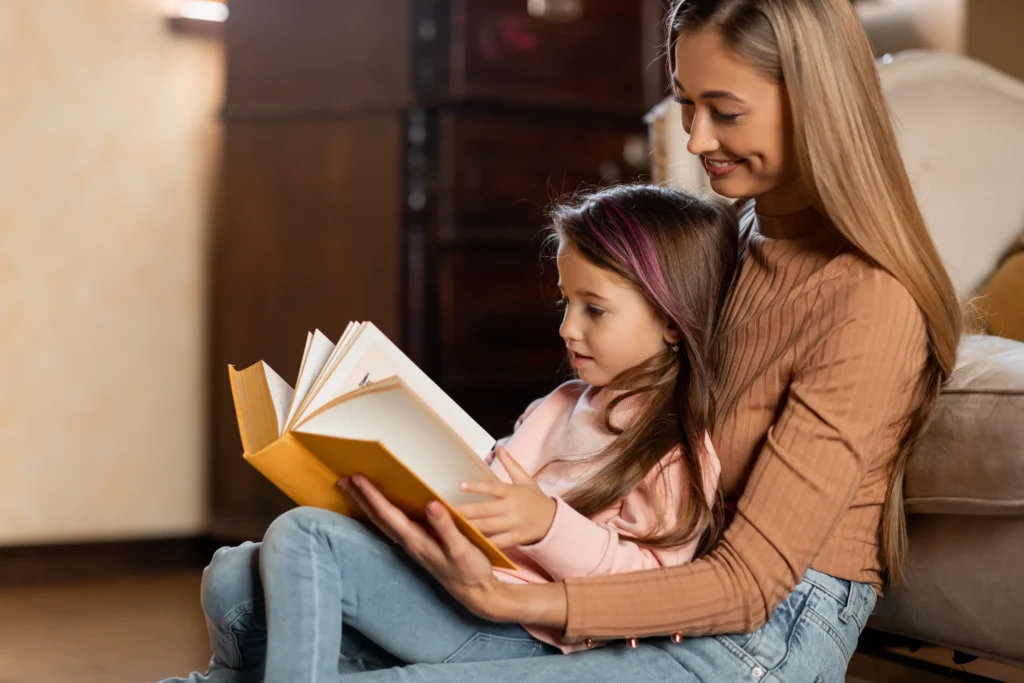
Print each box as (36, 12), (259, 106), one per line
(707, 173), (752, 198)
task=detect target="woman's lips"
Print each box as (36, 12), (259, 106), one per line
(704, 156), (746, 176)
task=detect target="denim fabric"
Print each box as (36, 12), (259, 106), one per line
(154, 507), (875, 683)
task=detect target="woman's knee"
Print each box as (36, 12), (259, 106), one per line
(201, 541), (263, 626)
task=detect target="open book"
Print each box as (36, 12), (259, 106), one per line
(228, 322), (515, 569)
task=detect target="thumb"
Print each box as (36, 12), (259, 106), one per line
(494, 447), (532, 484)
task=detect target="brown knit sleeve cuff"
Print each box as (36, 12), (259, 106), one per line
(563, 577), (589, 642)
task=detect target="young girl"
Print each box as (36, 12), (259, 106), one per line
(157, 184), (737, 682)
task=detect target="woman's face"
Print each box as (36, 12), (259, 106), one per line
(673, 29), (806, 215)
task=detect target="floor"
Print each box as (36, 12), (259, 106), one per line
(1, 571), (1021, 683)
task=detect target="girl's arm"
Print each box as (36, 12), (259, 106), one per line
(514, 435), (719, 581)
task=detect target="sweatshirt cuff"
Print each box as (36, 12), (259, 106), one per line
(517, 496), (612, 581)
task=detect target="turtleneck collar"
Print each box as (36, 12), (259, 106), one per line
(754, 204), (827, 240)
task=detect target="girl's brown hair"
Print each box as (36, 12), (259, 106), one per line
(667, 0), (963, 581)
(547, 183), (737, 554)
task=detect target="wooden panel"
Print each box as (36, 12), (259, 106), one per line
(435, 248), (567, 386)
(445, 0), (647, 112)
(208, 115), (405, 537)
(226, 0), (413, 112)
(0, 537), (216, 585)
(436, 109), (650, 240)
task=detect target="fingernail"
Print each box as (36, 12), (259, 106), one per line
(460, 482), (468, 490)
(427, 501), (442, 516)
(338, 477), (350, 490)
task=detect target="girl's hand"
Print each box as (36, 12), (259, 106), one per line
(340, 475), (569, 629)
(457, 447), (557, 548)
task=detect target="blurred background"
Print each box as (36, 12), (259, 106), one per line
(1, 1), (1023, 681)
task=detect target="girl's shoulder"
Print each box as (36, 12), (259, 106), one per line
(513, 380), (590, 430)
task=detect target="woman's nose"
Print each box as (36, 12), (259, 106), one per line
(686, 110), (719, 157)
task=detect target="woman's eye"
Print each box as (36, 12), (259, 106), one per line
(585, 306), (605, 318)
(554, 298), (568, 311)
(713, 110), (740, 122)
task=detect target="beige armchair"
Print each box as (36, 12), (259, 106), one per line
(647, 50), (1024, 668)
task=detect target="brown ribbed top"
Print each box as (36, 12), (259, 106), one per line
(563, 205), (929, 639)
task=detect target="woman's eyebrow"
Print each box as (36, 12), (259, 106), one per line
(672, 78), (745, 103)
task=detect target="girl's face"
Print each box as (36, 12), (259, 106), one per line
(673, 29), (806, 215)
(556, 244), (676, 388)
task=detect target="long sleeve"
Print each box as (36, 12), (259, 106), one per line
(517, 435), (720, 581)
(562, 267), (929, 640)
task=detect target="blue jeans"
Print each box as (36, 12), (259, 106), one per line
(343, 568), (878, 682)
(154, 507), (554, 683)
(156, 507), (876, 682)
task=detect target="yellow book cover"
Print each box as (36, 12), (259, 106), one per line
(228, 324), (516, 570)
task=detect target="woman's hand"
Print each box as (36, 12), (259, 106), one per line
(339, 475), (510, 621)
(457, 447), (557, 548)
(339, 475), (568, 628)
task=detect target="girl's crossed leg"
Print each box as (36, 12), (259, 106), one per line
(154, 507), (554, 683)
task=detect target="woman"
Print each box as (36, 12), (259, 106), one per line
(336, 0), (961, 680)
(167, 0), (961, 681)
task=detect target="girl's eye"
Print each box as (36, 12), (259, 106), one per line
(554, 297), (568, 311)
(713, 110), (740, 122)
(585, 306), (604, 318)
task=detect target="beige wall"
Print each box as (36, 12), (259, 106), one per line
(0, 1), (221, 544)
(858, 0), (966, 56)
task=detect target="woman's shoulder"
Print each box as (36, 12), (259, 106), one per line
(821, 248), (918, 303)
(816, 252), (928, 342)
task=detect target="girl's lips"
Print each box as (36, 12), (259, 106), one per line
(569, 351), (594, 366)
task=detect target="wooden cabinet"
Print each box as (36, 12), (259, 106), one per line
(209, 0), (664, 540)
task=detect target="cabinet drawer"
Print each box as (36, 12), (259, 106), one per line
(434, 111), (648, 240)
(416, 0), (656, 112)
(435, 250), (567, 384)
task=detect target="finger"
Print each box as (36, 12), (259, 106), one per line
(494, 447), (533, 484)
(486, 532), (520, 549)
(469, 516), (516, 536)
(457, 499), (511, 521)
(339, 478), (400, 545)
(459, 480), (510, 498)
(350, 476), (445, 566)
(426, 501), (482, 564)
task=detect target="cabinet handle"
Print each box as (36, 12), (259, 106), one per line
(527, 0), (583, 22)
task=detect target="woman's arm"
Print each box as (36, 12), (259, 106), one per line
(346, 270), (928, 639)
(559, 270), (929, 640)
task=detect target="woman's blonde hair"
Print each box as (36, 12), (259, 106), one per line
(668, 0), (962, 583)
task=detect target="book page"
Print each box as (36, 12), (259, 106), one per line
(292, 321), (362, 424)
(262, 362), (295, 436)
(296, 323), (494, 458)
(360, 324), (495, 457)
(295, 380), (498, 507)
(284, 329), (335, 431)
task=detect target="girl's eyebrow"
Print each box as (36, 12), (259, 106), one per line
(557, 285), (610, 302)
